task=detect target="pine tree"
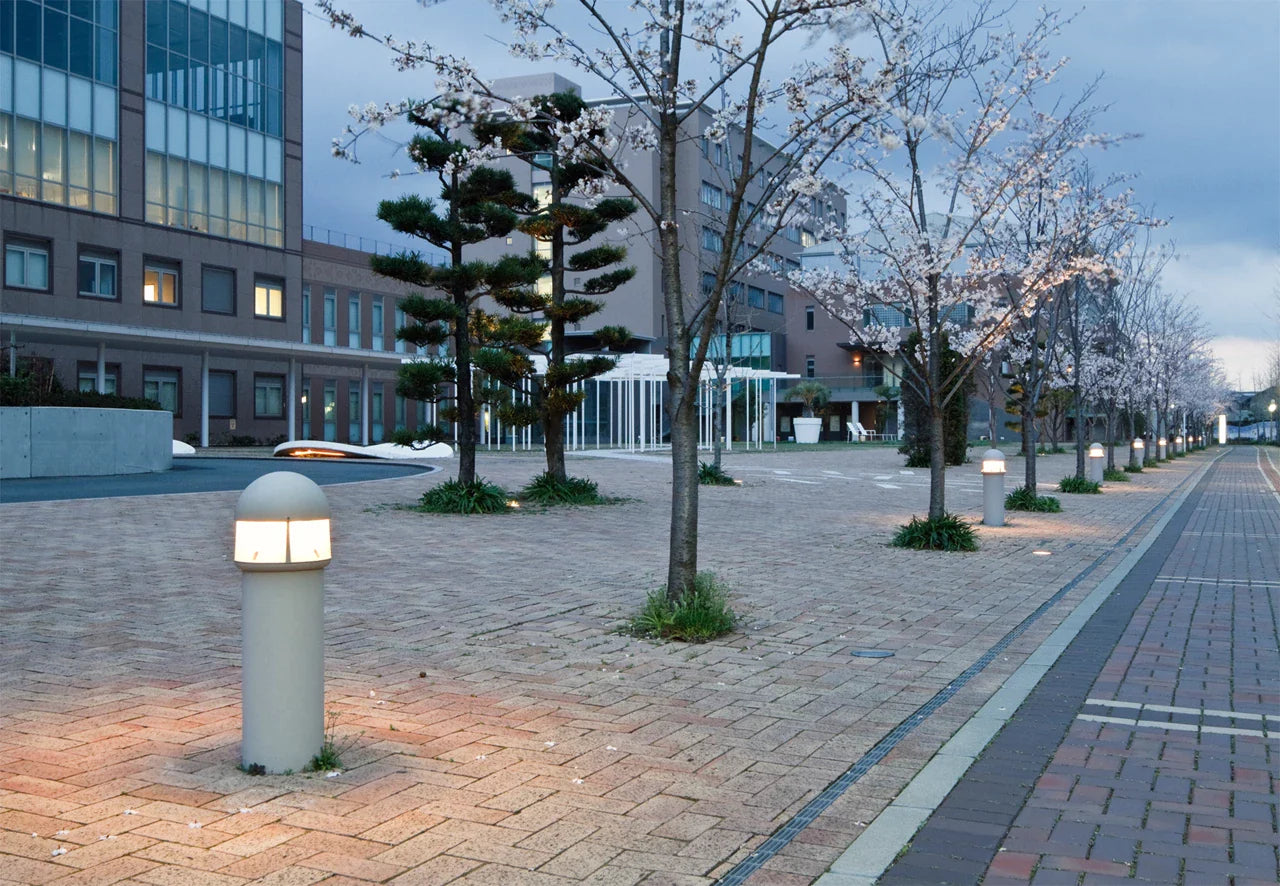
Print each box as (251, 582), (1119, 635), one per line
(374, 105), (545, 485)
(475, 92), (638, 482)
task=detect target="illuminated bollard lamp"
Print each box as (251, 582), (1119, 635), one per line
(234, 471), (331, 773)
(1088, 442), (1105, 483)
(981, 448), (1006, 527)
(1175, 435), (1184, 454)
(1131, 437), (1144, 465)
(1157, 437), (1167, 459)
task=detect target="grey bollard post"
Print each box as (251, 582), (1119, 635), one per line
(234, 471), (332, 774)
(1132, 437), (1144, 465)
(981, 448), (1005, 527)
(1088, 442), (1105, 483)
(1158, 437), (1167, 460)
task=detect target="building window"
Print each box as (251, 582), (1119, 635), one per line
(805, 305), (815, 330)
(75, 250), (117, 299)
(700, 181), (723, 210)
(371, 384), (384, 442)
(805, 357), (815, 378)
(5, 240), (50, 289)
(747, 286), (765, 309)
(323, 289), (336, 346)
(254, 374), (284, 418)
(254, 277), (283, 318)
(701, 227), (723, 253)
(348, 293), (361, 348)
(768, 291), (784, 314)
(348, 385), (361, 442)
(300, 377), (311, 437)
(201, 265), (235, 314)
(727, 281), (744, 303)
(801, 229), (817, 247)
(322, 381), (336, 440)
(395, 393), (406, 430)
(77, 362), (119, 394)
(394, 305), (407, 353)
(143, 367), (181, 413)
(700, 271), (717, 296)
(143, 261), (179, 305)
(208, 370), (235, 418)
(371, 297), (384, 350)
(301, 286), (311, 343)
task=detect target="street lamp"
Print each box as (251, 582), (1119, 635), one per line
(234, 471), (332, 773)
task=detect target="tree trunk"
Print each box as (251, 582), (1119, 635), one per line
(544, 175), (568, 483)
(1105, 408), (1116, 471)
(667, 382), (700, 597)
(543, 382), (567, 482)
(926, 280), (945, 520)
(1022, 406), (1036, 492)
(712, 373), (725, 470)
(1074, 374), (1085, 479)
(1127, 409), (1139, 469)
(450, 179), (476, 486)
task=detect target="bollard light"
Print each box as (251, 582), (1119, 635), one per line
(1157, 437), (1167, 459)
(234, 472), (331, 774)
(1175, 434), (1184, 454)
(1088, 442), (1105, 483)
(980, 447), (1006, 527)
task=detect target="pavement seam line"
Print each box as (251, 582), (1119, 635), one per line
(813, 450), (1225, 886)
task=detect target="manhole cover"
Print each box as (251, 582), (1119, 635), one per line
(850, 650), (895, 658)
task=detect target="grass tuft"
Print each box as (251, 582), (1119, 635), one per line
(891, 513), (978, 551)
(1058, 475), (1101, 494)
(698, 462), (737, 486)
(418, 478), (510, 514)
(1005, 485), (1062, 512)
(1123, 464), (1144, 474)
(628, 573), (738, 642)
(520, 472), (604, 505)
(1103, 467), (1130, 482)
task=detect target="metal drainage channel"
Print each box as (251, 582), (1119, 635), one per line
(713, 459), (1215, 885)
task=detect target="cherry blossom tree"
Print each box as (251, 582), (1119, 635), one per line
(795, 0), (1109, 522)
(321, 0), (896, 598)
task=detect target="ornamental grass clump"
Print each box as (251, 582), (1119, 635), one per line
(698, 462), (736, 486)
(628, 573), (737, 643)
(418, 478), (510, 514)
(1123, 464), (1143, 474)
(1005, 485), (1062, 512)
(891, 513), (978, 552)
(1103, 467), (1130, 482)
(1058, 476), (1101, 494)
(520, 472), (604, 505)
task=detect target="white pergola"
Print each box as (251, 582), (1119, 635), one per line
(476, 352), (799, 453)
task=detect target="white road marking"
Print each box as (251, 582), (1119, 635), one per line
(1084, 698), (1274, 723)
(1076, 713), (1274, 740)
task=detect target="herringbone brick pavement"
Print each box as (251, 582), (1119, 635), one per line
(0, 445), (1212, 884)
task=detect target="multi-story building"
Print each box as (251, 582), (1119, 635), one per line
(0, 0), (428, 447)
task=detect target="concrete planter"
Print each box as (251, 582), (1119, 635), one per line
(793, 417), (822, 444)
(0, 407), (173, 479)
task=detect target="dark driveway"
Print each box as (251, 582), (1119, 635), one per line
(0, 457), (436, 503)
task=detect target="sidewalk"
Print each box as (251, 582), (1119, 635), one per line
(865, 446), (1280, 886)
(0, 445), (1231, 884)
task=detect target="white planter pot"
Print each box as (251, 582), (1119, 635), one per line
(793, 417), (822, 444)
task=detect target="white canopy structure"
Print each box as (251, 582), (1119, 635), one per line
(471, 353), (799, 454)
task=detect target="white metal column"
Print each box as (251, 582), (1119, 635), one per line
(200, 350), (210, 448)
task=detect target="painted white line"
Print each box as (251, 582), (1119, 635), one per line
(1154, 575), (1280, 587)
(817, 451), (1226, 886)
(1084, 698), (1273, 722)
(1076, 713), (1274, 740)
(876, 484), (902, 489)
(777, 477), (821, 485)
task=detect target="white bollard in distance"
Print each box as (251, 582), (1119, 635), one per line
(1088, 442), (1105, 483)
(980, 448), (1006, 527)
(1158, 437), (1167, 460)
(234, 471), (332, 774)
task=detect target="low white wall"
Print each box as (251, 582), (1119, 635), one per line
(0, 407), (173, 479)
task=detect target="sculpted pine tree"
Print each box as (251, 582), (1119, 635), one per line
(374, 107), (545, 486)
(474, 92), (637, 483)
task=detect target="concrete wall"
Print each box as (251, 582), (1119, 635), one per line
(0, 408), (172, 479)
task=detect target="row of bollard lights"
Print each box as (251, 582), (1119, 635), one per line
(978, 434), (1202, 527)
(230, 431), (1211, 771)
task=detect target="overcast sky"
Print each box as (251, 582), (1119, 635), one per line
(301, 1), (1280, 389)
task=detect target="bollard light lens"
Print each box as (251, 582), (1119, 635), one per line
(982, 460), (1005, 474)
(234, 471), (333, 572)
(1158, 438), (1167, 446)
(235, 520), (288, 565)
(1133, 439), (1144, 450)
(289, 519), (332, 563)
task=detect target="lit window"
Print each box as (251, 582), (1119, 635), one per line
(143, 262), (179, 305)
(5, 242), (50, 289)
(79, 252), (118, 299)
(143, 368), (180, 413)
(254, 277), (283, 318)
(255, 375), (284, 418)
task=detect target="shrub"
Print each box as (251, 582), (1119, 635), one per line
(1005, 485), (1062, 512)
(1143, 456), (1159, 468)
(520, 472), (604, 505)
(1, 372), (163, 411)
(698, 462), (736, 486)
(1059, 475), (1101, 494)
(628, 573), (737, 642)
(1123, 464), (1143, 474)
(1103, 467), (1130, 482)
(891, 513), (978, 551)
(418, 478), (510, 514)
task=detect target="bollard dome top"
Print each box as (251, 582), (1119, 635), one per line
(235, 471), (330, 522)
(1088, 442), (1104, 456)
(980, 448), (1006, 474)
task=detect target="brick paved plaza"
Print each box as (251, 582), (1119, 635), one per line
(1, 445), (1275, 885)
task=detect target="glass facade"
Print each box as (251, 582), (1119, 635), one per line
(0, 0), (118, 211)
(144, 0), (284, 246)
